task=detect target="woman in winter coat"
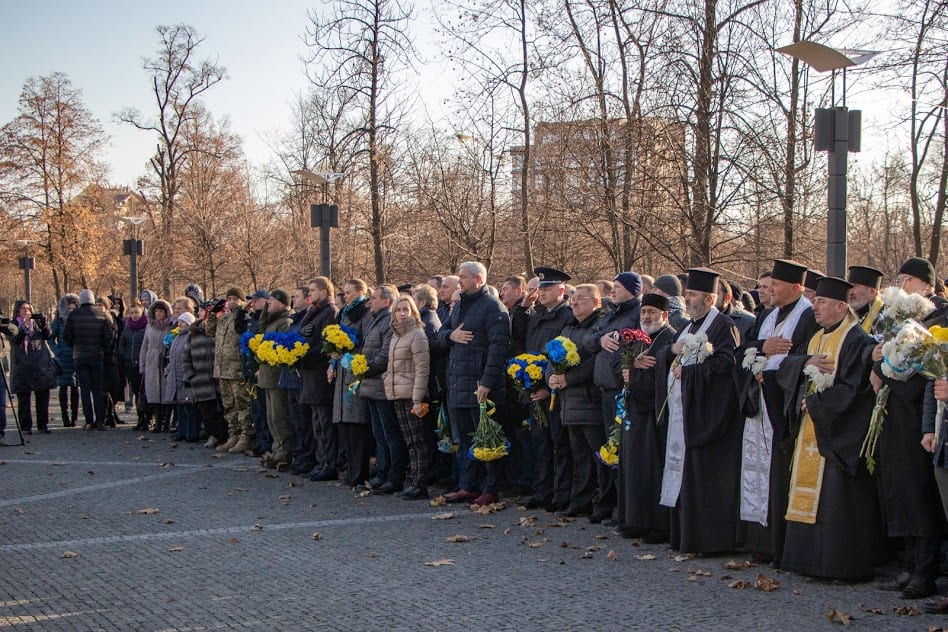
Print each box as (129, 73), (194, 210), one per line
(1, 300), (55, 433)
(164, 311), (198, 441)
(383, 295), (431, 499)
(330, 280), (372, 488)
(96, 296), (125, 426)
(49, 293), (79, 427)
(119, 300), (148, 430)
(139, 299), (173, 432)
(183, 309), (225, 448)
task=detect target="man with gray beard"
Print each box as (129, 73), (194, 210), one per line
(616, 293), (676, 541)
(847, 265), (884, 336)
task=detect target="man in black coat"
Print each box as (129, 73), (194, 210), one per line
(63, 289), (116, 430)
(438, 261), (511, 506)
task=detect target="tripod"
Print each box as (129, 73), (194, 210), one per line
(0, 355), (24, 446)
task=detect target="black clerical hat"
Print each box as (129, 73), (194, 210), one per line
(815, 277), (853, 303)
(641, 293), (669, 311)
(847, 265), (883, 290)
(397, 283), (413, 293)
(685, 267), (719, 294)
(899, 257), (935, 286)
(772, 259), (808, 285)
(804, 269), (825, 292)
(535, 267), (571, 287)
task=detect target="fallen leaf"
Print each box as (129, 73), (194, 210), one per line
(528, 541), (545, 548)
(236, 487), (250, 492)
(264, 472), (279, 478)
(503, 528), (511, 534)
(827, 609), (853, 625)
(534, 528), (546, 536)
(793, 589), (802, 596)
(167, 547), (185, 553)
(446, 534), (471, 543)
(430, 512), (455, 520)
(472, 502), (505, 515)
(519, 516), (537, 527)
(606, 550), (618, 561)
(289, 480), (301, 487)
(478, 524), (494, 529)
(585, 545), (604, 552)
(163, 519), (175, 524)
(429, 495), (447, 507)
(367, 552), (377, 558)
(212, 454), (224, 459)
(133, 507), (159, 515)
(230, 538), (240, 544)
(357, 490), (371, 497)
(730, 580), (750, 589)
(13, 508), (23, 516)
(595, 534), (608, 540)
(689, 569), (713, 577)
(61, 551), (79, 559)
(560, 541), (569, 548)
(672, 554), (692, 562)
(723, 559), (756, 570)
(580, 551), (594, 559)
(278, 494), (291, 501)
(687, 575), (700, 582)
(893, 605), (919, 617)
(424, 558), (455, 567)
(137, 435), (148, 441)
(754, 573), (779, 592)
(87, 470), (94, 476)
(634, 554), (657, 561)
(251, 524), (264, 531)
(858, 605), (884, 615)
(312, 532), (322, 541)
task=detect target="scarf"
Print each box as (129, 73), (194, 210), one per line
(125, 313), (148, 330)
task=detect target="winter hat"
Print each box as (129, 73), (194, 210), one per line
(653, 274), (682, 297)
(225, 287), (245, 300)
(270, 288), (290, 307)
(78, 289), (95, 305)
(176, 312), (196, 326)
(184, 283), (204, 305)
(641, 293), (669, 312)
(613, 272), (642, 297)
(898, 257), (935, 287)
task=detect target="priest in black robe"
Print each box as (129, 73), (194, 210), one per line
(656, 267), (742, 554)
(776, 277), (886, 581)
(616, 293), (676, 541)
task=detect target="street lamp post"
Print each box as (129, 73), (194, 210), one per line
(15, 240), (34, 302)
(777, 41), (880, 277)
(291, 170), (344, 278)
(121, 216), (146, 298)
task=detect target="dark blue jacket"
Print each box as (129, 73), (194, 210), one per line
(437, 286), (510, 408)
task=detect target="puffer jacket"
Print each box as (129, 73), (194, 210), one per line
(558, 308), (604, 426)
(384, 320), (430, 403)
(332, 297), (370, 425)
(357, 307), (393, 400)
(63, 303), (115, 360)
(49, 294), (78, 385)
(256, 307), (291, 389)
(2, 310), (55, 394)
(586, 297), (642, 391)
(207, 307), (244, 380)
(118, 313), (147, 372)
(437, 286), (511, 408)
(139, 300), (172, 403)
(183, 320), (217, 402)
(162, 324), (191, 404)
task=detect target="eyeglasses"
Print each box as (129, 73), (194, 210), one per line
(895, 275), (913, 286)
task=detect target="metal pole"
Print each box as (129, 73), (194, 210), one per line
(18, 256), (34, 303)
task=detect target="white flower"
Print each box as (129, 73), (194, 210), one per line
(880, 320), (924, 381)
(878, 288), (935, 339)
(681, 333), (713, 364)
(742, 347), (767, 374)
(803, 364), (835, 392)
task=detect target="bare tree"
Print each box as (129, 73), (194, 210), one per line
(0, 72), (107, 296)
(117, 24), (226, 297)
(303, 0), (417, 284)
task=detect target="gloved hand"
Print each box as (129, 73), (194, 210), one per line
(299, 324), (315, 338)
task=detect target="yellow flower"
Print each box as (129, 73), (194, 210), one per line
(507, 364), (520, 380)
(350, 353), (369, 377)
(599, 445), (618, 466)
(525, 364), (543, 380)
(931, 325), (948, 343)
(566, 350), (581, 364)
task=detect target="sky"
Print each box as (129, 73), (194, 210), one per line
(0, 0), (449, 187)
(0, 1), (907, 190)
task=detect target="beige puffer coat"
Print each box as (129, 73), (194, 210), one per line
(383, 322), (430, 403)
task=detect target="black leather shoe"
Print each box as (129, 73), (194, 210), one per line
(588, 511), (613, 524)
(643, 530), (670, 544)
(309, 469), (339, 482)
(877, 571), (911, 592)
(555, 505), (592, 518)
(369, 476), (384, 489)
(402, 486), (429, 500)
(924, 597), (948, 614)
(373, 481), (403, 495)
(524, 496), (551, 510)
(902, 576), (938, 599)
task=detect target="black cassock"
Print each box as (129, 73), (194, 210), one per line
(656, 312), (742, 554)
(617, 325), (676, 535)
(776, 326), (887, 580)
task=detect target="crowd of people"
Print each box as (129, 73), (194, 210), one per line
(4, 257), (948, 613)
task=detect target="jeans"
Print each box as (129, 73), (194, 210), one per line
(367, 397), (406, 485)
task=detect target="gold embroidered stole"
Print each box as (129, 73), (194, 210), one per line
(786, 315), (857, 524)
(860, 296), (884, 333)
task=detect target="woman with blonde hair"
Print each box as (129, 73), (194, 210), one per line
(383, 295), (431, 499)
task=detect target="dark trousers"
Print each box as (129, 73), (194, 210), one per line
(394, 400), (431, 488)
(17, 389), (50, 431)
(341, 422), (372, 486)
(449, 405), (502, 495)
(250, 387), (271, 455)
(310, 404), (336, 472)
(58, 385), (78, 425)
(530, 402), (572, 505)
(75, 356), (105, 426)
(500, 390), (531, 488)
(174, 402), (199, 441)
(368, 397), (406, 485)
(567, 423), (605, 512)
(288, 390), (316, 473)
(195, 399), (226, 441)
(596, 389), (620, 514)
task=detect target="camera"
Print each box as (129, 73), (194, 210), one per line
(0, 317), (9, 326)
(30, 314), (44, 321)
(201, 298), (227, 314)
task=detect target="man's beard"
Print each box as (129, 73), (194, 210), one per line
(849, 297), (869, 311)
(642, 321), (664, 335)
